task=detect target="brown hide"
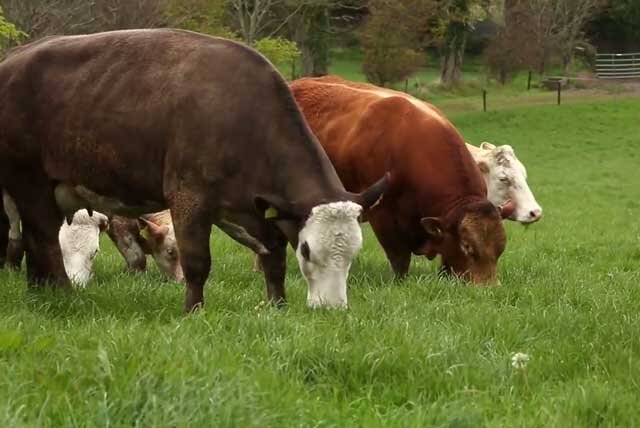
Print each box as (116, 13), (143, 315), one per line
(0, 195), (7, 268)
(289, 76), (508, 283)
(0, 30), (380, 310)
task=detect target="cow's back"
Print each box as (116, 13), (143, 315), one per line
(289, 76), (486, 217)
(0, 30), (325, 207)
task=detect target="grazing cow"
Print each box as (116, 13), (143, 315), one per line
(109, 211), (183, 282)
(2, 192), (108, 284)
(3, 188), (182, 282)
(466, 142), (542, 224)
(59, 209), (108, 286)
(0, 30), (388, 311)
(289, 76), (512, 283)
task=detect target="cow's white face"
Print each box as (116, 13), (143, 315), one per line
(297, 202), (363, 309)
(477, 142), (542, 224)
(59, 210), (109, 287)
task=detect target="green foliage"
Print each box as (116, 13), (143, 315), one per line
(360, 0), (426, 87)
(2, 99), (640, 425)
(165, 0), (236, 39)
(164, 1), (300, 70)
(0, 6), (26, 49)
(253, 37), (300, 68)
(591, 0), (640, 43)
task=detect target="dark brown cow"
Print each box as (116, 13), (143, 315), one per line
(0, 30), (388, 311)
(289, 76), (513, 284)
(0, 195), (8, 268)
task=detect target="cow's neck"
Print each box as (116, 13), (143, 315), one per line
(264, 124), (346, 211)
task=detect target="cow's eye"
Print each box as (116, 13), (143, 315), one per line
(499, 176), (510, 184)
(300, 241), (311, 261)
(166, 248), (176, 258)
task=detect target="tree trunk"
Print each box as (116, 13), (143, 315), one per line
(294, 6), (330, 77)
(440, 21), (467, 87)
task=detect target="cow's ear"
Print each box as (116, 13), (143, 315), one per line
(478, 160), (490, 174)
(353, 172), (391, 211)
(139, 217), (169, 243)
(254, 195), (302, 221)
(480, 142), (496, 150)
(420, 217), (444, 241)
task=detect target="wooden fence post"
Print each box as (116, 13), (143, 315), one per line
(483, 90), (487, 112)
(527, 71), (532, 91)
(557, 81), (561, 105)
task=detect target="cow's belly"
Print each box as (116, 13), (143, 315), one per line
(54, 184), (166, 221)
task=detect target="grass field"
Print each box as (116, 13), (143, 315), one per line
(1, 98), (640, 427)
(325, 48), (629, 117)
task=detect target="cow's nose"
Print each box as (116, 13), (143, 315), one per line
(529, 209), (542, 220)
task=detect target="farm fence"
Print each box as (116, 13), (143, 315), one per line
(596, 52), (640, 79)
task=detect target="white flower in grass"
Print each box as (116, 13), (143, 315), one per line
(511, 352), (530, 369)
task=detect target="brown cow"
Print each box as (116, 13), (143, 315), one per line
(289, 76), (513, 283)
(0, 30), (388, 311)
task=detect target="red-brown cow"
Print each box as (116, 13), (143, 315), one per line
(289, 76), (513, 283)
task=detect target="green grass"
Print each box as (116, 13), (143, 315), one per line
(2, 99), (640, 426)
(326, 47), (625, 116)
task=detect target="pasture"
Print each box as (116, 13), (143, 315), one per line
(1, 98), (639, 427)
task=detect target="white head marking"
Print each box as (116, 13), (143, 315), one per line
(297, 201), (363, 309)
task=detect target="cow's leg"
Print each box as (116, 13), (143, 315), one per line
(369, 211), (412, 279)
(3, 192), (25, 269)
(258, 238), (287, 305)
(0, 194), (8, 268)
(6, 183), (70, 288)
(168, 196), (212, 312)
(253, 255), (264, 273)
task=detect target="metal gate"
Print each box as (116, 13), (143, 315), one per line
(596, 52), (640, 79)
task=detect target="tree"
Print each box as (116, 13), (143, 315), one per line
(288, 1), (367, 77)
(588, 0), (640, 50)
(0, 5), (26, 51)
(1, 0), (168, 41)
(508, 0), (601, 74)
(289, 3), (331, 76)
(167, 0), (300, 71)
(360, 0), (427, 87)
(227, 0), (306, 44)
(165, 0), (236, 38)
(434, 0), (498, 87)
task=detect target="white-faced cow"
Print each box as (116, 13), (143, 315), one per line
(0, 30), (388, 311)
(59, 209), (109, 286)
(106, 212), (183, 281)
(465, 142), (542, 224)
(2, 190), (108, 285)
(3, 189), (182, 284)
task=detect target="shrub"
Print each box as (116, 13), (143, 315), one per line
(359, 0), (425, 87)
(253, 37), (301, 69)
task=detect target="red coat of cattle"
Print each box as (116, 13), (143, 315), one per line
(289, 76), (512, 283)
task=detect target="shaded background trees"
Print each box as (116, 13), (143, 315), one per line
(0, 0), (636, 87)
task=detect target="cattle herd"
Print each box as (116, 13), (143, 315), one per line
(0, 29), (542, 312)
